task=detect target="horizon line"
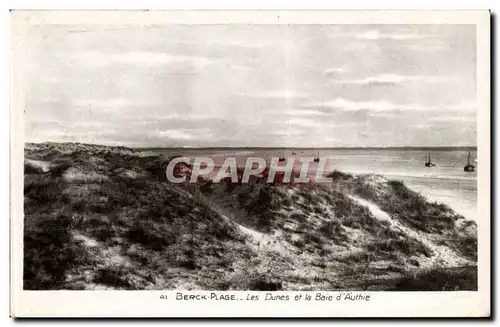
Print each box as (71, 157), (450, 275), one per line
(25, 141), (478, 151)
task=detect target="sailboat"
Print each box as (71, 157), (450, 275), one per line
(464, 151), (475, 172)
(278, 151), (286, 162)
(424, 150), (435, 167)
(313, 151), (320, 163)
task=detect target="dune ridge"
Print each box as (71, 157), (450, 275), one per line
(23, 142), (477, 291)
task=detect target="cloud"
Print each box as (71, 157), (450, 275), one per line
(287, 109), (324, 116)
(155, 129), (195, 140)
(305, 98), (477, 113)
(306, 98), (401, 112)
(352, 30), (427, 41)
(152, 128), (217, 141)
(71, 51), (215, 66)
(69, 51), (252, 70)
(410, 124), (432, 129)
(429, 116), (476, 122)
(324, 137), (340, 142)
(333, 74), (460, 86)
(368, 112), (403, 118)
(72, 97), (163, 109)
(324, 67), (346, 76)
(287, 118), (319, 128)
(266, 109), (325, 117)
(273, 129), (306, 137)
(25, 24), (477, 148)
(406, 39), (449, 52)
(326, 121), (366, 128)
(241, 90), (308, 99)
(206, 40), (273, 49)
(338, 31), (449, 53)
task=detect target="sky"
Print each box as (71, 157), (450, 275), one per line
(23, 24), (477, 147)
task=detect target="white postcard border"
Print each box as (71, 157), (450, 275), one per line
(10, 10), (491, 318)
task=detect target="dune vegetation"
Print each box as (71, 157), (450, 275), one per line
(23, 142), (477, 291)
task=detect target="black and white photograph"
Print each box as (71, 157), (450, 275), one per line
(11, 10), (491, 318)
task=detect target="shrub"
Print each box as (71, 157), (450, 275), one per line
(293, 239), (306, 249)
(353, 178), (458, 233)
(297, 189), (318, 205)
(24, 162), (42, 174)
(237, 186), (281, 232)
(126, 220), (176, 251)
(95, 267), (132, 289)
(175, 249), (198, 270)
(313, 205), (325, 215)
(24, 177), (67, 206)
(303, 232), (322, 245)
(223, 272), (283, 291)
(365, 238), (433, 258)
(281, 197), (292, 207)
(327, 170), (353, 181)
(24, 212), (89, 290)
(49, 161), (73, 177)
(390, 266), (477, 291)
(318, 220), (348, 245)
(443, 235), (477, 261)
(290, 212), (308, 223)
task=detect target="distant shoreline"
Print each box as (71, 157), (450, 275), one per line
(25, 141), (478, 152)
(141, 146), (478, 151)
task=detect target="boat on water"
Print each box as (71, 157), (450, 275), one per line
(278, 151), (286, 162)
(313, 151), (320, 163)
(424, 150), (436, 167)
(464, 151), (475, 172)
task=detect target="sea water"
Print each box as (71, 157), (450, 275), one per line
(315, 149), (478, 221)
(156, 148), (478, 221)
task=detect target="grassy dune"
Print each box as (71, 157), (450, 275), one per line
(23, 142), (477, 291)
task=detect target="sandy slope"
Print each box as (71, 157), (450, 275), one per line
(23, 142), (478, 291)
(25, 159), (53, 172)
(349, 195), (472, 269)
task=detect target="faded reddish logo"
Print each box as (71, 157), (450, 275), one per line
(167, 156), (336, 186)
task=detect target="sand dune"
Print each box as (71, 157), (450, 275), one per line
(23, 142), (477, 291)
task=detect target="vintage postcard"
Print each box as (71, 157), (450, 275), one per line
(10, 10), (490, 318)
